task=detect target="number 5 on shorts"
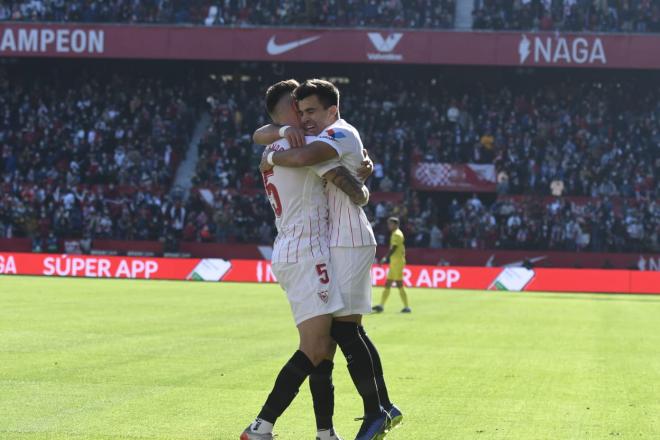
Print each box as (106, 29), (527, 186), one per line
(316, 263), (330, 284)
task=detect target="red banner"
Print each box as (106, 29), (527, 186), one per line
(2, 239), (658, 270)
(1, 23), (660, 69)
(411, 163), (496, 192)
(1, 252), (657, 294)
(389, 248), (660, 271)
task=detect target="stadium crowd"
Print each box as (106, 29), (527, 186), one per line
(0, 0), (456, 29)
(0, 64), (198, 246)
(472, 0), (660, 33)
(185, 71), (658, 252)
(193, 73), (659, 201)
(365, 195), (658, 253)
(4, 0), (660, 34)
(1, 63), (658, 253)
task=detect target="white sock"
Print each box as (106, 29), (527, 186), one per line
(316, 428), (337, 440)
(251, 418), (273, 434)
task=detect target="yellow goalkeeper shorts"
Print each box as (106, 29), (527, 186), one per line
(387, 260), (405, 281)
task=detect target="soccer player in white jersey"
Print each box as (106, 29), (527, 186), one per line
(242, 80), (373, 440)
(257, 79), (403, 440)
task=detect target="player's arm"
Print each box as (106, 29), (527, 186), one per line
(357, 149), (374, 182)
(323, 166), (370, 207)
(380, 245), (398, 264)
(260, 141), (338, 172)
(253, 124), (305, 148)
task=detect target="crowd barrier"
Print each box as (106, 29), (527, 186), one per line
(1, 252), (657, 294)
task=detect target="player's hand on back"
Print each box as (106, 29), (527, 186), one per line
(284, 126), (306, 148)
(259, 147), (275, 173)
(357, 149), (374, 182)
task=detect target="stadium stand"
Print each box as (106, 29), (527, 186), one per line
(0, 0), (456, 29)
(472, 0), (660, 33)
(3, 0), (659, 34)
(0, 62), (198, 247)
(0, 61), (657, 253)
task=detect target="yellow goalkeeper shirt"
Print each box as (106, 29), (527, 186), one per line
(390, 229), (406, 262)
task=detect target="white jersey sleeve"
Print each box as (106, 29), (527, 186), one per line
(312, 119), (377, 248)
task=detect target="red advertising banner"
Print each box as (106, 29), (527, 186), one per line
(411, 163), (496, 192)
(388, 248), (660, 271)
(1, 23), (660, 69)
(1, 252), (657, 294)
(1, 238), (658, 270)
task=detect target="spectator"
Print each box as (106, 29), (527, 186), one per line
(472, 0), (660, 33)
(1, 0), (456, 29)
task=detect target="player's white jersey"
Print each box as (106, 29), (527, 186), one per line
(315, 118), (377, 248)
(264, 136), (339, 264)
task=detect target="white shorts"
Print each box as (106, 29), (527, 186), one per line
(272, 256), (344, 326)
(330, 246), (376, 317)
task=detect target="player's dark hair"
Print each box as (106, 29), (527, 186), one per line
(265, 79), (300, 116)
(294, 79), (340, 109)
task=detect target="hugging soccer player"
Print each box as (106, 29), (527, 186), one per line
(255, 79), (403, 440)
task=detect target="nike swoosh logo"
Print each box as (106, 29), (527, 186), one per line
(266, 35), (321, 55)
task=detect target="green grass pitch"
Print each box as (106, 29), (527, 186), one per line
(1, 276), (660, 439)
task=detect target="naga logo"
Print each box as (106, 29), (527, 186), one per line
(266, 35), (320, 55)
(518, 34), (607, 65)
(367, 32), (403, 61)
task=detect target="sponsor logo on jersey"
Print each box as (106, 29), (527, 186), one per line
(325, 128), (346, 139)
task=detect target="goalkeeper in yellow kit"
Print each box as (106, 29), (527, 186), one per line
(373, 217), (411, 313)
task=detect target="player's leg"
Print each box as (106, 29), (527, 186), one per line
(309, 341), (341, 440)
(331, 314), (381, 413)
(242, 260), (342, 439)
(242, 314), (333, 439)
(398, 288), (410, 312)
(397, 279), (410, 313)
(357, 326), (402, 430)
(331, 246), (397, 439)
(304, 258), (345, 439)
(372, 280), (392, 313)
(332, 315), (394, 439)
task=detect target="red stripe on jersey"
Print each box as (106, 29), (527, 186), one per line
(330, 186), (337, 245)
(276, 231), (281, 262)
(316, 206), (324, 256)
(295, 224), (300, 262)
(357, 205), (365, 246)
(328, 189), (334, 243)
(347, 203), (355, 246)
(309, 218), (315, 258)
(335, 199), (343, 247)
(286, 228), (291, 263)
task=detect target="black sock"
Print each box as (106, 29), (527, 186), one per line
(309, 359), (335, 430)
(258, 350), (315, 424)
(359, 326), (392, 409)
(331, 321), (381, 415)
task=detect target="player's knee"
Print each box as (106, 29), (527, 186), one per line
(330, 320), (360, 347)
(300, 337), (332, 366)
